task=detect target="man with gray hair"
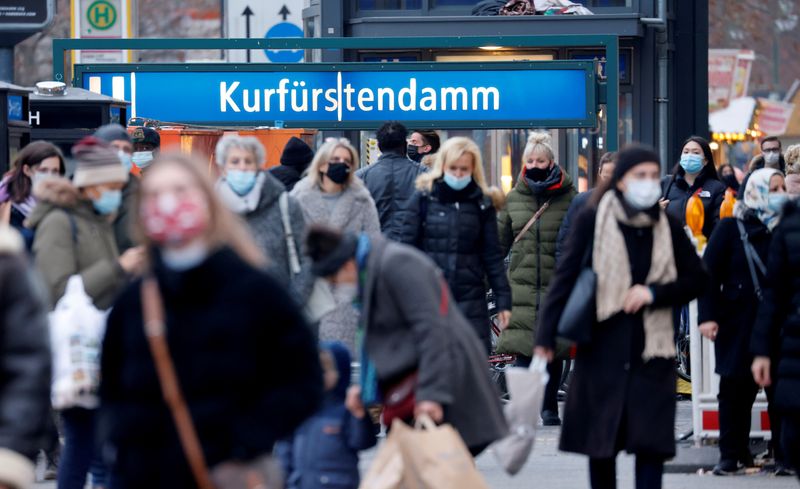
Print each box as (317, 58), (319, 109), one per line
(214, 135), (314, 307)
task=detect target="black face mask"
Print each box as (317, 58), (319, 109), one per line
(325, 162), (351, 184)
(525, 166), (551, 182)
(722, 174), (739, 189)
(407, 144), (426, 163)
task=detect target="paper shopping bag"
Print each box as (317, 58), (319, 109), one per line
(393, 416), (489, 489)
(490, 355), (550, 475)
(359, 429), (406, 489)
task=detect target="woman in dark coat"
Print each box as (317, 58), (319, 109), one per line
(399, 137), (511, 351)
(305, 225), (508, 455)
(698, 168), (791, 475)
(752, 198), (800, 482)
(98, 154), (322, 488)
(536, 145), (708, 489)
(660, 136), (726, 239)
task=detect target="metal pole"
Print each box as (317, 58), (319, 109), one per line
(0, 47), (13, 83)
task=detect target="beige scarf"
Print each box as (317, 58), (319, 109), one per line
(594, 191), (677, 360)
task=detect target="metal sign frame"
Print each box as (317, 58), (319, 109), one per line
(73, 60), (597, 130)
(52, 35), (620, 149)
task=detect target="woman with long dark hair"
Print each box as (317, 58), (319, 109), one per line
(660, 136), (726, 239)
(536, 145), (708, 489)
(0, 141), (65, 247)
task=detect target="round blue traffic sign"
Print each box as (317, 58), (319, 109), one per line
(264, 22), (304, 63)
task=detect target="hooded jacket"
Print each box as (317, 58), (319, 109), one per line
(0, 228), (52, 489)
(497, 168), (576, 356)
(27, 178), (126, 309)
(217, 172), (313, 302)
(355, 152), (428, 241)
(275, 342), (376, 489)
(291, 176), (380, 352)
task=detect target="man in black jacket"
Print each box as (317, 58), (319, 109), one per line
(355, 122), (428, 241)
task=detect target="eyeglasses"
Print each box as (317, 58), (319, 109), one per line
(763, 148), (781, 154)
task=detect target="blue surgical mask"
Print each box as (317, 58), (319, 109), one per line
(679, 154), (704, 174)
(443, 173), (472, 191)
(132, 151), (154, 169)
(91, 189), (122, 215)
(118, 151), (133, 173)
(226, 170), (258, 196)
(768, 193), (789, 213)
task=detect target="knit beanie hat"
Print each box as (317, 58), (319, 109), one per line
(280, 137), (314, 169)
(612, 144), (661, 183)
(71, 137), (129, 187)
(94, 123), (131, 144)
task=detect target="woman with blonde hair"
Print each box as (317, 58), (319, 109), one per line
(399, 137), (511, 351)
(498, 130), (576, 426)
(98, 153), (322, 488)
(291, 138), (380, 352)
(784, 144), (800, 195)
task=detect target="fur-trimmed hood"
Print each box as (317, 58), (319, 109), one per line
(290, 174), (379, 236)
(26, 178), (91, 229)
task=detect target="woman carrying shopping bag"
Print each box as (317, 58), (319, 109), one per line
(535, 145), (708, 489)
(28, 138), (145, 489)
(305, 224), (507, 457)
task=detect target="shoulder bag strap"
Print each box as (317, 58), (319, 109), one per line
(141, 277), (216, 489)
(736, 220), (765, 301)
(513, 199), (551, 245)
(279, 192), (302, 275)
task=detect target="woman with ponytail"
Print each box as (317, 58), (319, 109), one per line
(497, 131), (576, 425)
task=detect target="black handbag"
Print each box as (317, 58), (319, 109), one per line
(556, 240), (595, 344)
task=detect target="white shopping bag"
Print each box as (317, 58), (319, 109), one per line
(490, 356), (550, 475)
(49, 275), (109, 410)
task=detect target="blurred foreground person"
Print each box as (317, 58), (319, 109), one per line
(536, 145), (708, 489)
(306, 224), (507, 456)
(0, 226), (51, 489)
(98, 153), (322, 488)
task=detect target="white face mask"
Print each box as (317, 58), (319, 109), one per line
(31, 172), (57, 189)
(764, 151), (780, 167)
(623, 179), (662, 210)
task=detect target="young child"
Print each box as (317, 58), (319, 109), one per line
(276, 342), (377, 489)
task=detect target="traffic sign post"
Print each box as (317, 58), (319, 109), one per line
(224, 0), (305, 64)
(71, 0), (132, 66)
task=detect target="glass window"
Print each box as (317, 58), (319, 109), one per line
(358, 0), (422, 9)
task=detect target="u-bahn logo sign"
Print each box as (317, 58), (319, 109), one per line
(76, 61), (597, 129)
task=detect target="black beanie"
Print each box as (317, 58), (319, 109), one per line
(612, 144), (661, 183)
(281, 137), (314, 169)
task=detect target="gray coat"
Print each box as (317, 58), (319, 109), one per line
(362, 237), (508, 449)
(217, 172), (313, 303)
(291, 176), (380, 352)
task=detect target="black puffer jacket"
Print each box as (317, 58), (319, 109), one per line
(661, 165), (726, 238)
(356, 152), (428, 241)
(752, 200), (800, 410)
(0, 228), (51, 479)
(398, 180), (511, 349)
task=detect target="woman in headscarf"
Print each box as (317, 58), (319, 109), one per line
(698, 168), (792, 476)
(535, 144), (708, 489)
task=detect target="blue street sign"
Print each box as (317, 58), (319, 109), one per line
(264, 22), (304, 63)
(78, 61), (596, 129)
(7, 95), (23, 121)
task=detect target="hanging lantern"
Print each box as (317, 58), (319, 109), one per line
(720, 188), (737, 219)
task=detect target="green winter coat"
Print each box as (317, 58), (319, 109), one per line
(27, 178), (126, 310)
(497, 170), (576, 356)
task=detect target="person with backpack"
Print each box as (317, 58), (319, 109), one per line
(398, 137), (511, 352)
(699, 168), (793, 476)
(27, 138), (145, 489)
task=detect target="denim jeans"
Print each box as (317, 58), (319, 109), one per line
(58, 408), (107, 489)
